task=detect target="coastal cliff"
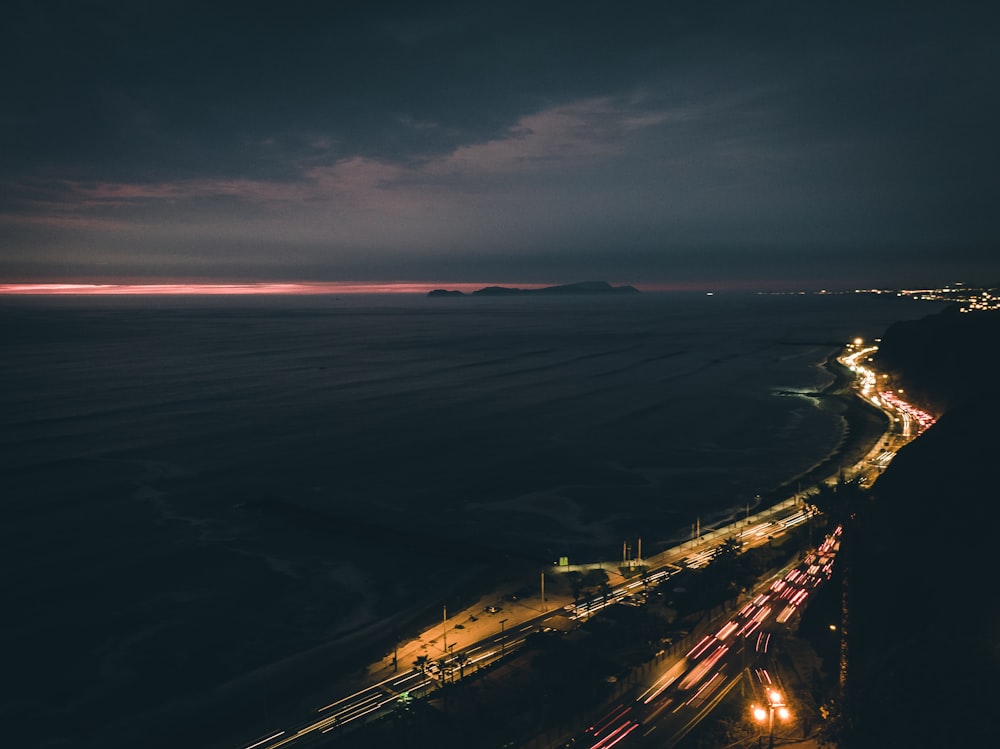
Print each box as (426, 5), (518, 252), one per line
(816, 306), (1000, 747)
(872, 302), (1000, 414)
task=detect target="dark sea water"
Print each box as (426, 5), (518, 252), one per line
(0, 291), (940, 747)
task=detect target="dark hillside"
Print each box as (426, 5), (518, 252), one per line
(873, 306), (1000, 414)
(834, 308), (1000, 747)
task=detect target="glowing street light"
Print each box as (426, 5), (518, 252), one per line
(752, 689), (791, 749)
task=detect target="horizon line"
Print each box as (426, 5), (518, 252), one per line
(0, 280), (916, 296)
(0, 280), (708, 296)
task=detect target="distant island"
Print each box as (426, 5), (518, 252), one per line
(427, 281), (639, 297)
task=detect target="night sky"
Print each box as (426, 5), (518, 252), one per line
(3, 1), (998, 290)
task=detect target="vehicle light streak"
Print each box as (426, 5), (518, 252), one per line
(737, 618), (762, 638)
(754, 666), (774, 685)
(684, 671), (724, 706)
(679, 644), (728, 690)
(752, 605), (773, 624)
(687, 635), (715, 659)
(238, 517), (845, 749)
(243, 732), (286, 749)
(775, 605), (796, 624)
(643, 697), (675, 724)
(588, 704), (632, 736)
(591, 721), (639, 749)
(323, 694), (398, 729)
(392, 672), (421, 687)
(715, 619), (739, 641)
(640, 659), (689, 704)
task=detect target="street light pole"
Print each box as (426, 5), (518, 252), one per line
(499, 618), (508, 660)
(767, 705), (775, 749)
(752, 689), (790, 749)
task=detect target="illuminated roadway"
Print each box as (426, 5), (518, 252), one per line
(236, 342), (931, 749)
(839, 341), (935, 486)
(236, 504), (821, 749)
(571, 527), (842, 749)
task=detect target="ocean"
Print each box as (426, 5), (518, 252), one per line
(0, 291), (940, 747)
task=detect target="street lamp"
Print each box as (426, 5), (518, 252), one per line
(499, 618), (508, 659)
(752, 689), (791, 749)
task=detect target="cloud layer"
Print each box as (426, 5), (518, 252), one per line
(3, 1), (998, 288)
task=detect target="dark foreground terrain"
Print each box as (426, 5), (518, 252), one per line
(799, 304), (1000, 748)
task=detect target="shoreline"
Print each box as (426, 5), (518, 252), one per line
(759, 348), (888, 506)
(163, 348), (886, 749)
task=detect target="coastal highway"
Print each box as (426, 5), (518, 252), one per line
(235, 505), (821, 749)
(568, 526), (842, 749)
(235, 342), (924, 748)
(839, 341), (935, 484)
(235, 600), (597, 748)
(841, 341), (936, 439)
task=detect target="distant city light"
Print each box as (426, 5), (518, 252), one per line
(760, 283), (998, 310)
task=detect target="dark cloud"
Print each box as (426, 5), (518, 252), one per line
(2, 1), (998, 287)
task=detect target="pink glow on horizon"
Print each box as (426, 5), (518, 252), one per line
(0, 281), (554, 296)
(0, 281), (776, 295)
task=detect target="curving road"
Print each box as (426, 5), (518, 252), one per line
(235, 343), (929, 749)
